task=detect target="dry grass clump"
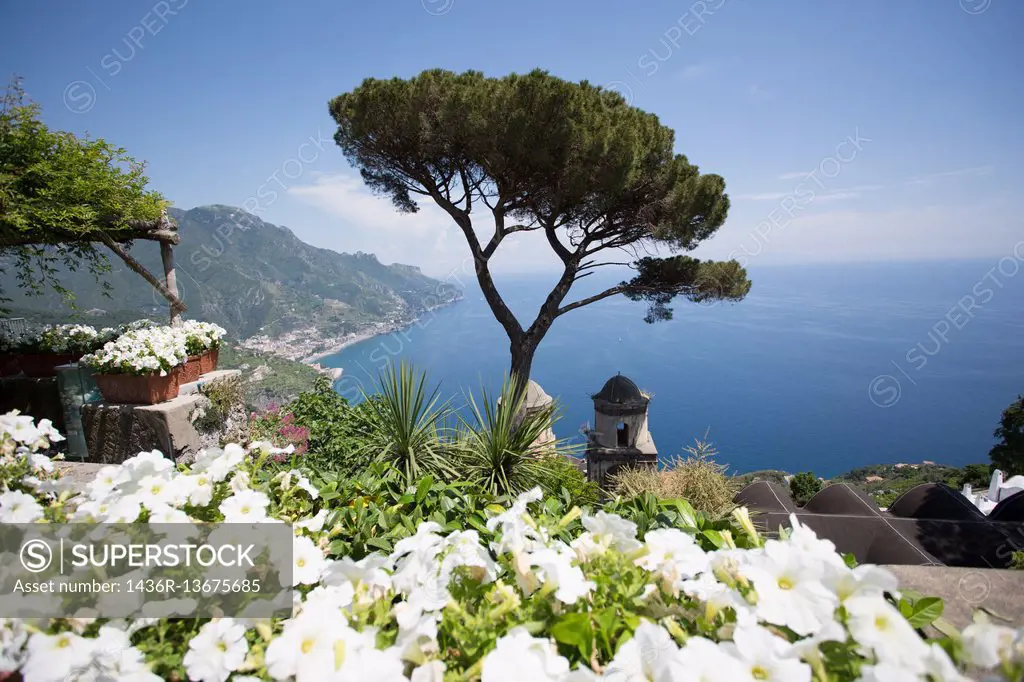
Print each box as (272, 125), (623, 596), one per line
(611, 435), (737, 518)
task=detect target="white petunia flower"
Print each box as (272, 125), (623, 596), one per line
(389, 522), (445, 595)
(121, 450), (174, 483)
(410, 660), (446, 682)
(183, 618), (249, 682)
(179, 472), (215, 507)
(571, 510), (642, 560)
(203, 443), (247, 482)
(79, 625), (161, 681)
(844, 595), (929, 672)
(135, 474), (183, 509)
(292, 534), (328, 586)
(322, 553), (393, 603)
(102, 495), (143, 523)
(0, 490), (44, 522)
(439, 529), (499, 586)
(219, 489), (270, 523)
(663, 636), (749, 682)
(300, 583), (355, 613)
(295, 509), (329, 532)
(603, 621), (678, 682)
(783, 514), (847, 568)
(824, 563), (899, 603)
(854, 662), (922, 682)
(921, 643), (970, 681)
(146, 504), (192, 523)
(740, 540), (839, 636)
(635, 528), (710, 586)
(264, 605), (376, 682)
(86, 464), (130, 500)
(286, 469), (319, 499)
(679, 571), (749, 619)
(487, 487), (545, 555)
(961, 620), (1019, 670)
(528, 544), (595, 604)
(21, 630), (94, 682)
(480, 627), (569, 682)
(724, 618), (812, 682)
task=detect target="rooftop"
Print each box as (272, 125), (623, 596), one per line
(592, 373), (645, 405)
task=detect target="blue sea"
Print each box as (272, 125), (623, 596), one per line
(319, 260), (1024, 477)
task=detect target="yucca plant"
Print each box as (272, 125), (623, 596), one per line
(353, 362), (456, 484)
(456, 375), (570, 497)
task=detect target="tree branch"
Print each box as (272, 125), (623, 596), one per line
(556, 284), (627, 317)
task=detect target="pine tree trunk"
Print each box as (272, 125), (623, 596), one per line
(510, 339), (536, 383)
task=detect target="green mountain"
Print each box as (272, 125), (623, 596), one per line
(2, 205), (461, 338)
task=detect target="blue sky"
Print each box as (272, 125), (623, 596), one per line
(2, 0), (1022, 276)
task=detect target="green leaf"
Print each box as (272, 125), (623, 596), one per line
(416, 476), (433, 504)
(902, 596), (944, 629)
(365, 537), (392, 552)
(550, 613), (593, 657)
(320, 491), (340, 502)
(701, 529), (726, 549)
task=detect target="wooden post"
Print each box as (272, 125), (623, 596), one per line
(160, 241), (182, 327)
(98, 233), (186, 318)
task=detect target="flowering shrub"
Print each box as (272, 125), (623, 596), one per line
(40, 324), (115, 355)
(0, 330), (25, 354)
(119, 319), (158, 332)
(180, 320), (227, 356)
(80, 325), (188, 376)
(250, 406), (310, 458)
(10, 324), (118, 356)
(1, 412), (1023, 681)
(0, 411), (66, 509)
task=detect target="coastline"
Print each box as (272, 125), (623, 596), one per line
(301, 330), (379, 364)
(299, 295), (465, 366)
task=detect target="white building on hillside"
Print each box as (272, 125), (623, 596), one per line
(961, 469), (1024, 515)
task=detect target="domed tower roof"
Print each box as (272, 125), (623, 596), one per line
(593, 374), (642, 403)
(592, 374), (648, 415)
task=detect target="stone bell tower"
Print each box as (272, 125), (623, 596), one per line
(585, 373), (657, 489)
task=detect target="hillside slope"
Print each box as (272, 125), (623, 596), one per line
(2, 205), (460, 338)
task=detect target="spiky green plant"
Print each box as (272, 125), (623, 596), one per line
(354, 362), (455, 484)
(457, 376), (569, 497)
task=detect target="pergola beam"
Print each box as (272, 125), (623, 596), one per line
(1, 209), (185, 324)
(96, 232), (186, 321)
(0, 212), (180, 248)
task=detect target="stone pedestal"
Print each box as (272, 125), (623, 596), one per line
(81, 393), (206, 464)
(79, 369), (243, 464)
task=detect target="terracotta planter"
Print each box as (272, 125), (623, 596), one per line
(198, 347), (219, 374)
(0, 354), (19, 377)
(179, 356), (203, 384)
(19, 353), (80, 378)
(94, 371), (180, 405)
